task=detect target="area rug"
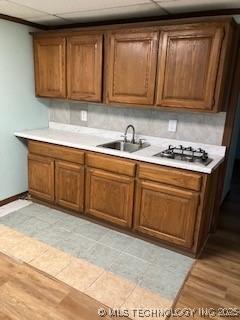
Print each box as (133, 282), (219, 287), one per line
(0, 202), (194, 319)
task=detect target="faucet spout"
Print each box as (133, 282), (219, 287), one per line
(124, 125), (136, 144)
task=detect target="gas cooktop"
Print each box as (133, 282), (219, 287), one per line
(153, 145), (213, 166)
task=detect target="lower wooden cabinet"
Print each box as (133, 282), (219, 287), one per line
(27, 141), (215, 255)
(28, 154), (54, 202)
(55, 161), (84, 212)
(134, 180), (199, 248)
(85, 168), (134, 227)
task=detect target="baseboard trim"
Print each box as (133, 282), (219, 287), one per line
(0, 191), (28, 207)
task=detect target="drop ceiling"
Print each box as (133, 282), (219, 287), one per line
(0, 0), (240, 26)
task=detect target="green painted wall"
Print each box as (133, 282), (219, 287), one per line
(0, 20), (49, 201)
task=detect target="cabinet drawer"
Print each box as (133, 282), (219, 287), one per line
(86, 153), (136, 177)
(29, 141), (84, 164)
(138, 163), (202, 191)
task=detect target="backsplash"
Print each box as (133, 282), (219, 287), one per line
(49, 100), (226, 145)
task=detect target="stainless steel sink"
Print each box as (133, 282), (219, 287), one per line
(97, 140), (150, 153)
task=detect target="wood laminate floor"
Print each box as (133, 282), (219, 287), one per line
(0, 230), (239, 320)
(0, 252), (127, 320)
(170, 230), (240, 319)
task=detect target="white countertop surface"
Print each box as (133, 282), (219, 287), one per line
(15, 122), (226, 174)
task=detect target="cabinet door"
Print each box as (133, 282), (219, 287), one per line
(134, 180), (199, 248)
(28, 154), (54, 202)
(67, 34), (103, 101)
(156, 26), (224, 111)
(85, 168), (134, 227)
(55, 161), (84, 212)
(107, 30), (158, 105)
(34, 37), (66, 98)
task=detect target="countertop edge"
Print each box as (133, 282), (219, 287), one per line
(14, 131), (224, 174)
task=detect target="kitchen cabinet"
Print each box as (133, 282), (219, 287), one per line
(85, 153), (135, 227)
(156, 24), (225, 111)
(106, 30), (158, 105)
(27, 141), (217, 255)
(33, 19), (233, 112)
(67, 34), (103, 101)
(134, 163), (201, 248)
(34, 37), (66, 98)
(85, 168), (134, 227)
(28, 154), (54, 202)
(28, 141), (85, 212)
(134, 179), (199, 248)
(55, 161), (84, 212)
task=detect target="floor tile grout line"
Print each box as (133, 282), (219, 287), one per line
(27, 246), (50, 264)
(118, 281), (138, 310)
(82, 268), (106, 292)
(52, 257), (75, 278)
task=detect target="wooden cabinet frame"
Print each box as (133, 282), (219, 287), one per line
(155, 24), (225, 111)
(67, 34), (103, 101)
(34, 37), (66, 98)
(134, 179), (199, 248)
(28, 154), (55, 202)
(85, 167), (134, 228)
(106, 29), (159, 105)
(55, 161), (85, 212)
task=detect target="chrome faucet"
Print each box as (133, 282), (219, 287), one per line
(122, 124), (136, 144)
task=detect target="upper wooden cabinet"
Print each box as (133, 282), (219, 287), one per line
(33, 19), (233, 112)
(156, 25), (225, 111)
(67, 34), (103, 102)
(106, 30), (159, 105)
(34, 37), (66, 98)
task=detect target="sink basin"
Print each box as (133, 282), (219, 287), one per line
(97, 140), (150, 153)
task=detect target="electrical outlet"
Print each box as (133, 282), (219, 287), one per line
(81, 110), (88, 122)
(168, 120), (177, 132)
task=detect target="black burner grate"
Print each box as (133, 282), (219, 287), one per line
(154, 145), (213, 166)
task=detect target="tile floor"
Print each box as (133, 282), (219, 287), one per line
(0, 202), (194, 318)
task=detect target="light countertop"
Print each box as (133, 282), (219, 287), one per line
(15, 122), (226, 174)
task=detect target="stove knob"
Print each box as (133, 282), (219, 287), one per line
(202, 152), (208, 160)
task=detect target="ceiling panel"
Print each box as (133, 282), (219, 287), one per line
(1, 0), (239, 26)
(10, 0), (153, 15)
(26, 15), (71, 25)
(156, 0), (240, 14)
(60, 3), (165, 22)
(0, 0), (47, 18)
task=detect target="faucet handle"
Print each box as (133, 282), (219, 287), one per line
(120, 134), (127, 142)
(138, 138), (146, 146)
